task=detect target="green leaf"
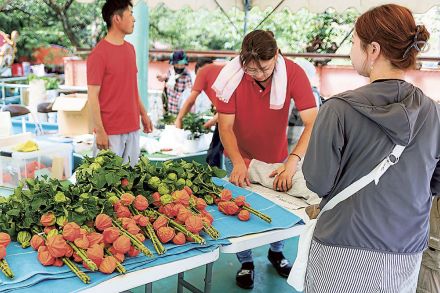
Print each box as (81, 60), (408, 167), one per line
(6, 209), (20, 217)
(213, 167), (227, 178)
(95, 175), (107, 189)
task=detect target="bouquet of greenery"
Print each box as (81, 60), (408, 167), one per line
(182, 113), (210, 140)
(27, 74), (59, 90)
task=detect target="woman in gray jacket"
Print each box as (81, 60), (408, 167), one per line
(302, 4), (440, 292)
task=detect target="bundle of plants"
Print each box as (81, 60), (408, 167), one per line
(182, 112), (211, 140)
(0, 232), (14, 279)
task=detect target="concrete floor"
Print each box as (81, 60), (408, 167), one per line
(131, 237), (301, 293)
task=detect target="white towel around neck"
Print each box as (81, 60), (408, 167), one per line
(211, 55), (287, 110)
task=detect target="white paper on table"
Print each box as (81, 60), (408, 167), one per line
(140, 136), (161, 154)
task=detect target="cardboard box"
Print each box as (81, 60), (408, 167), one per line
(52, 94), (92, 136)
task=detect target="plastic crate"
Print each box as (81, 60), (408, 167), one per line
(0, 141), (73, 187)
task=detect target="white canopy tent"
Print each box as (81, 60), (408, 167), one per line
(74, 0), (440, 13)
(143, 0), (440, 13)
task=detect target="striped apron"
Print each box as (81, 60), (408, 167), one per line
(305, 240), (422, 293)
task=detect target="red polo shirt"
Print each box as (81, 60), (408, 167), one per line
(192, 63), (225, 107)
(217, 57), (316, 163)
(87, 40), (140, 135)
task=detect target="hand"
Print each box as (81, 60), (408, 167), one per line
(203, 117), (217, 129)
(175, 117), (183, 129)
(95, 129), (109, 150)
(269, 158), (299, 192)
(156, 74), (167, 82)
(142, 114), (153, 133)
(229, 162), (251, 187)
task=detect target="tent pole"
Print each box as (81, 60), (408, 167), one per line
(243, 0), (251, 35)
(254, 0), (286, 30)
(126, 0), (149, 110)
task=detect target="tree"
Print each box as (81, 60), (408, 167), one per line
(41, 0), (79, 48)
(40, 0), (107, 49)
(149, 4), (358, 54)
(0, 0), (106, 60)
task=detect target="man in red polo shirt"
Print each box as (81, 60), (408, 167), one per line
(87, 0), (152, 166)
(175, 58), (226, 167)
(217, 30), (318, 289)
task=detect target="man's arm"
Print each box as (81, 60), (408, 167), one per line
(203, 113), (218, 129)
(175, 90), (201, 128)
(290, 107), (318, 158)
(218, 113), (250, 187)
(88, 85), (108, 149)
(271, 107), (318, 191)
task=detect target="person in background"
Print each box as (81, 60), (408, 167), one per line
(177, 58), (214, 115)
(156, 50), (192, 115)
(215, 30), (318, 289)
(288, 58), (322, 146)
(87, 0), (152, 166)
(302, 4), (439, 292)
(175, 58), (226, 167)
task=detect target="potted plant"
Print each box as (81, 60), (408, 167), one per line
(157, 113), (176, 129)
(28, 74), (59, 101)
(182, 113), (210, 153)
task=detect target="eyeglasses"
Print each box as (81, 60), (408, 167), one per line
(243, 58), (276, 76)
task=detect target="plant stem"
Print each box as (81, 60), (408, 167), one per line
(129, 206), (166, 255)
(104, 248), (126, 274)
(63, 258), (90, 284)
(35, 229), (91, 283)
(190, 207), (220, 239)
(0, 259), (14, 279)
(241, 205), (272, 223)
(68, 241), (98, 271)
(143, 224), (166, 255)
(200, 222), (219, 239)
(147, 210), (205, 244)
(112, 220), (153, 257)
(211, 192), (272, 223)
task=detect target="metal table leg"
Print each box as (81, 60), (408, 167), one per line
(145, 283), (153, 293)
(176, 262), (215, 293)
(177, 272), (184, 293)
(204, 262), (213, 293)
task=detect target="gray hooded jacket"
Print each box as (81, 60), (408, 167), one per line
(303, 79), (440, 254)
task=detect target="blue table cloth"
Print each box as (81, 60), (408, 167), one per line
(0, 178), (303, 292)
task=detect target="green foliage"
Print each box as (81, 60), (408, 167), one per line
(158, 113), (176, 126)
(27, 74), (59, 90)
(0, 176), (111, 239)
(0, 148), (227, 239)
(150, 5), (243, 50)
(1, 1), (357, 62)
(4, 0), (440, 67)
(0, 0), (106, 60)
(182, 113), (210, 139)
(134, 156), (226, 198)
(150, 5), (358, 53)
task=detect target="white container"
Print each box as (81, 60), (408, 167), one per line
(0, 141), (73, 187)
(0, 112), (11, 137)
(46, 89), (58, 102)
(182, 138), (202, 154)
